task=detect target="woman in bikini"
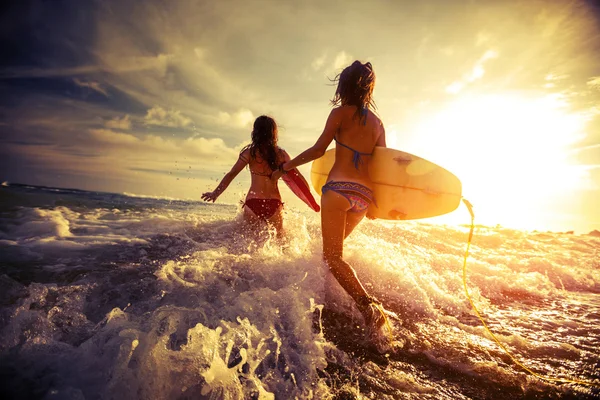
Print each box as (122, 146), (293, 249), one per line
(202, 115), (290, 236)
(272, 61), (391, 347)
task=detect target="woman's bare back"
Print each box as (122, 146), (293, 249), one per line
(327, 105), (385, 186)
(242, 147), (288, 200)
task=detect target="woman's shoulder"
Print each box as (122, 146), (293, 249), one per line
(276, 146), (290, 158)
(239, 147), (251, 158)
(371, 110), (383, 126)
(329, 106), (355, 123)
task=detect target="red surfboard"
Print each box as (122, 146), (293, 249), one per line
(282, 169), (320, 212)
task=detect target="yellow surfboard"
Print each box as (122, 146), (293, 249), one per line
(310, 147), (462, 220)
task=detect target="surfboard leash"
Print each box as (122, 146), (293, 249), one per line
(460, 198), (599, 388)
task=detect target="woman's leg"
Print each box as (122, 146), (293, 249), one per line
(344, 209), (367, 239)
(321, 190), (370, 305)
(267, 203), (284, 239)
(322, 191), (391, 349)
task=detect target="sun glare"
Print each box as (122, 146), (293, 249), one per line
(406, 93), (589, 231)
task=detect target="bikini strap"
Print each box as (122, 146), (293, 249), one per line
(250, 169), (271, 177)
(334, 137), (371, 169)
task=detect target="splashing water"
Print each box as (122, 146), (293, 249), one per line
(0, 184), (598, 399)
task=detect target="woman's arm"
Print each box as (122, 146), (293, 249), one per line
(273, 109), (341, 179)
(268, 148), (292, 182)
(201, 151), (249, 202)
(280, 148), (292, 164)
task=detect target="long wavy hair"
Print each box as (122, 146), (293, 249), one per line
(331, 60), (376, 123)
(240, 115), (279, 171)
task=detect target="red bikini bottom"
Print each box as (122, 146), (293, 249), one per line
(243, 198), (283, 220)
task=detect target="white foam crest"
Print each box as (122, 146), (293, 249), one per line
(9, 207), (73, 240)
(0, 282), (95, 351)
(0, 274), (330, 399)
(364, 222), (597, 308)
(323, 220), (599, 387)
(148, 221), (334, 397)
(121, 192), (183, 201)
(1, 206), (212, 245)
(0, 206), (227, 267)
(335, 222), (473, 320)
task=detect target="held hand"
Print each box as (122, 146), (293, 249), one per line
(271, 162), (288, 181)
(201, 191), (218, 202)
(393, 156), (412, 164)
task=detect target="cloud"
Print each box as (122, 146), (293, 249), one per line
(332, 51), (353, 71)
(72, 78), (109, 97)
(0, 65), (100, 79)
(311, 54), (326, 71)
(89, 128), (140, 145)
(182, 136), (240, 158)
(479, 49), (498, 63)
(309, 51), (354, 79)
(217, 108), (255, 129)
(588, 77), (600, 90)
(105, 115), (132, 130)
(144, 106), (193, 128)
(445, 49), (499, 94)
(0, 53), (173, 79)
(194, 47), (206, 59)
(445, 82), (464, 95)
(111, 54), (174, 76)
(3, 121), (243, 198)
(88, 128), (238, 162)
(464, 50), (498, 83)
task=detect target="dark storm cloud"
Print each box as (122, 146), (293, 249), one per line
(0, 0), (97, 69)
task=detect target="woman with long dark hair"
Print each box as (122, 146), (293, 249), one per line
(202, 115), (290, 235)
(272, 61), (392, 350)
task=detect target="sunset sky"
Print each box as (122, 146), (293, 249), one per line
(1, 0), (599, 233)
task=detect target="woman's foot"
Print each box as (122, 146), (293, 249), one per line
(362, 301), (394, 354)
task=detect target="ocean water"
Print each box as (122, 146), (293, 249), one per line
(0, 183), (599, 400)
